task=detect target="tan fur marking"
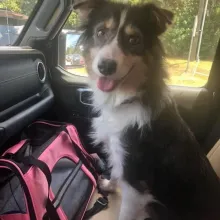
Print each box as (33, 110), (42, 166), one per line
(104, 17), (115, 29)
(125, 25), (137, 35)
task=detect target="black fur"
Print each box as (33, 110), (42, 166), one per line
(74, 1), (220, 219)
(121, 102), (220, 220)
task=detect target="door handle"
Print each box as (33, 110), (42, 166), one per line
(78, 88), (93, 106)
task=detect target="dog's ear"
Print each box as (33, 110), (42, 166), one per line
(73, 0), (105, 21)
(147, 4), (174, 35)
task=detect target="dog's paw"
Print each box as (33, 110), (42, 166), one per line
(98, 178), (117, 193)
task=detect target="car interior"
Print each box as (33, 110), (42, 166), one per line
(1, 0), (220, 219)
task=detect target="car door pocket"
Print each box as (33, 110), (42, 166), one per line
(78, 88), (93, 106)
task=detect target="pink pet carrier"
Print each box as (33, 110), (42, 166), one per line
(0, 121), (108, 220)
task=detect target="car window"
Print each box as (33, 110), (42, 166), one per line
(0, 0), (39, 46)
(59, 0), (220, 87)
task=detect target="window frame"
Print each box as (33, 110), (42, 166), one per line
(14, 0), (44, 46)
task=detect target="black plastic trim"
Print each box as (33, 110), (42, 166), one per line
(0, 95), (40, 122)
(36, 0), (60, 30)
(0, 87), (54, 146)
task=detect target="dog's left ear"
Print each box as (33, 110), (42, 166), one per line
(73, 0), (106, 21)
(147, 4), (174, 36)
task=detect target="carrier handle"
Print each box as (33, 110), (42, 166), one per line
(22, 156), (60, 220)
(0, 159), (37, 220)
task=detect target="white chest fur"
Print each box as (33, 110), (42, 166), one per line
(91, 102), (150, 180)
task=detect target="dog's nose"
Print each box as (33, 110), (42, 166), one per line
(98, 59), (117, 76)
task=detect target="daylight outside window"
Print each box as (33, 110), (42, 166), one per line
(63, 30), (86, 76)
(61, 0), (220, 88)
(0, 0), (38, 46)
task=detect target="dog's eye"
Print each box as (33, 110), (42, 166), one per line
(129, 36), (141, 45)
(97, 29), (106, 37)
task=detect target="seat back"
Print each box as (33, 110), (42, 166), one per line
(207, 139), (220, 178)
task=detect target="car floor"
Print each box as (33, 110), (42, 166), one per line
(88, 189), (121, 220)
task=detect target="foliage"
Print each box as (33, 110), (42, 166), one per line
(200, 1), (220, 59)
(21, 0), (38, 16)
(162, 0), (199, 58)
(0, 0), (37, 15)
(66, 46), (74, 55)
(66, 46), (82, 55)
(64, 12), (79, 29)
(130, 0), (220, 60)
(1, 0), (220, 60)
(0, 0), (22, 13)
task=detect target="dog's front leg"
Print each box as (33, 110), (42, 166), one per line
(119, 181), (151, 220)
(98, 177), (118, 192)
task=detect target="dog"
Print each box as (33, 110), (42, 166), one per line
(73, 0), (220, 219)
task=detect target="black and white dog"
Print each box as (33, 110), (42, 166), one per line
(74, 0), (220, 219)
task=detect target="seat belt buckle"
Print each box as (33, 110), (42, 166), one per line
(96, 197), (108, 209)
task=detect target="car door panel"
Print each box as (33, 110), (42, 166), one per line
(0, 48), (54, 148)
(51, 67), (92, 116)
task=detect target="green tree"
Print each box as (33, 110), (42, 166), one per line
(64, 12), (79, 29)
(128, 0), (219, 60)
(162, 0), (199, 58)
(200, 1), (220, 59)
(66, 46), (75, 55)
(21, 0), (38, 16)
(0, 0), (37, 15)
(0, 0), (22, 13)
(0, 0), (38, 16)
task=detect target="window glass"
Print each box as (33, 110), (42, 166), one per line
(64, 31), (87, 76)
(0, 0), (38, 46)
(60, 0), (220, 87)
(162, 0), (220, 87)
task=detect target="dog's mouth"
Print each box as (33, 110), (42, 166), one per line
(97, 65), (134, 92)
(97, 77), (116, 92)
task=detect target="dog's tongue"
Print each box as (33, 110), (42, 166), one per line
(97, 77), (116, 92)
